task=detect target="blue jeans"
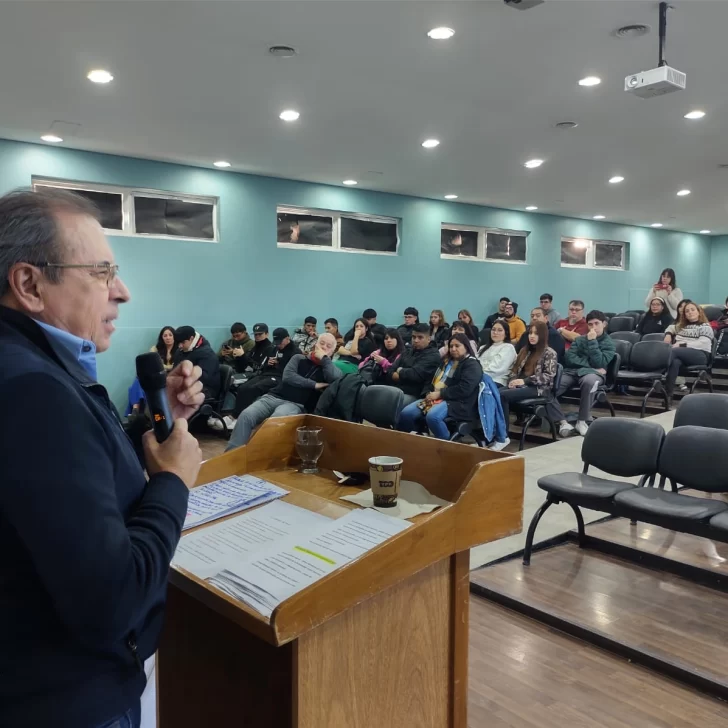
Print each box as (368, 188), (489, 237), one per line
(396, 400), (451, 440)
(96, 702), (141, 728)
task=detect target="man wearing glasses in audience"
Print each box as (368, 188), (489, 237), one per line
(554, 299), (589, 350)
(538, 293), (562, 327)
(0, 188), (203, 728)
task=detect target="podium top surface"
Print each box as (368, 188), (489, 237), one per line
(170, 415), (524, 646)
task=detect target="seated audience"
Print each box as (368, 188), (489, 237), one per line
(546, 310), (615, 437)
(334, 317), (375, 373)
(554, 299), (588, 350)
(663, 298), (689, 341)
(293, 316), (318, 354)
(235, 323), (277, 373)
(664, 301), (714, 402)
(173, 325), (220, 399)
(503, 302), (526, 344)
(396, 333), (481, 440)
(477, 319), (517, 387)
(397, 307), (420, 346)
(457, 309), (480, 341)
(218, 322), (254, 367)
(153, 325), (176, 371)
(484, 297), (510, 329)
(645, 267), (683, 319)
(439, 320), (478, 357)
(324, 317), (345, 345)
(494, 321), (557, 450)
(226, 333), (341, 450)
(429, 309), (450, 347)
(358, 328), (405, 384)
(388, 323), (441, 400)
(362, 308), (388, 348)
(516, 307), (565, 362)
(212, 328), (297, 431)
(539, 293), (562, 326)
(717, 296), (728, 328)
(637, 298), (674, 336)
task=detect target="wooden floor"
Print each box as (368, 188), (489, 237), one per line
(471, 543), (728, 690)
(468, 597), (728, 727)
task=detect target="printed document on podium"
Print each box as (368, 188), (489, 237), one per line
(207, 508), (411, 617)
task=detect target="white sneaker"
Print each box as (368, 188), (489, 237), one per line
(575, 420), (589, 437)
(222, 415), (237, 430)
(207, 416), (224, 432)
(559, 422), (575, 438)
(489, 438), (510, 452)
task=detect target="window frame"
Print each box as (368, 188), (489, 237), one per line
(440, 223), (529, 265)
(276, 205), (400, 256)
(560, 236), (627, 271)
(32, 177), (220, 243)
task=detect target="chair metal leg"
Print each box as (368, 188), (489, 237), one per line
(523, 498), (554, 566)
(599, 391), (616, 417)
(568, 502), (586, 547)
(640, 384), (656, 418)
(519, 414), (536, 452)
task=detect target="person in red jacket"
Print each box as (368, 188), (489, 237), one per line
(553, 299), (589, 350)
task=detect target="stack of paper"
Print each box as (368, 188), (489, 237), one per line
(183, 474), (288, 531)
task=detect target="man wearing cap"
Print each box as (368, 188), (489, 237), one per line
(293, 315), (318, 354)
(212, 327), (297, 432)
(234, 322), (276, 373)
(174, 325), (220, 399)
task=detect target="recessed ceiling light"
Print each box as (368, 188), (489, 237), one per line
(444, 194), (458, 200)
(427, 27), (455, 40)
(87, 69), (114, 84)
(524, 159), (544, 169)
(676, 189), (691, 196)
(700, 229), (711, 234)
(609, 175), (625, 184)
(578, 76), (602, 87)
(421, 138), (440, 149)
(555, 121), (579, 129)
(279, 109), (300, 122)
(525, 205), (538, 211)
(268, 45), (297, 58)
(650, 223), (663, 228)
(614, 24), (651, 38)
(684, 110), (706, 120)
(213, 160), (231, 168)
(40, 134), (63, 143)
(342, 179), (358, 186)
(593, 215), (606, 220)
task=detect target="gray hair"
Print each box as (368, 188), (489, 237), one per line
(0, 187), (100, 299)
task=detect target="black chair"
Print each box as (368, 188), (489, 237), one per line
(607, 316), (635, 334)
(615, 341), (672, 417)
(478, 327), (492, 347)
(610, 331), (640, 345)
(523, 418), (665, 565)
(612, 339), (632, 370)
(595, 352), (620, 416)
(641, 332), (667, 343)
(703, 304), (724, 323)
(679, 337), (717, 394)
(357, 385), (404, 428)
(190, 364), (234, 435)
(613, 426), (728, 535)
(674, 393), (728, 430)
(604, 312), (617, 319)
(511, 364), (563, 452)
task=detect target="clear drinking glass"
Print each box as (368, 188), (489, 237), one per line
(296, 426), (324, 474)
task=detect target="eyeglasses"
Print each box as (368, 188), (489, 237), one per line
(568, 306), (583, 312)
(37, 262), (119, 286)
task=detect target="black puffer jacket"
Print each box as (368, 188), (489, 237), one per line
(314, 373), (367, 422)
(430, 356), (482, 422)
(387, 342), (441, 397)
(173, 336), (220, 398)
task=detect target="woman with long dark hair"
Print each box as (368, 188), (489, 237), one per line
(477, 319), (516, 387)
(493, 321), (557, 450)
(358, 328), (404, 383)
(637, 298), (673, 337)
(457, 309), (480, 342)
(153, 326), (176, 371)
(429, 310), (450, 347)
(645, 267), (683, 319)
(439, 321), (478, 357)
(396, 333), (482, 439)
(334, 317), (375, 373)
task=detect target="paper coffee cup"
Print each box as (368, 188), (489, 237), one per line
(369, 456), (403, 508)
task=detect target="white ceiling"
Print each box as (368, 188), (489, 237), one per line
(1, 0), (727, 233)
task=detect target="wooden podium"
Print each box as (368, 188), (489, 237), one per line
(158, 415), (523, 728)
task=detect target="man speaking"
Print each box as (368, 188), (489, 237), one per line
(0, 189), (204, 728)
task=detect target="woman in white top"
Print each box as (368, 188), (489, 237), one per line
(664, 301), (714, 400)
(645, 268), (683, 319)
(476, 319), (517, 387)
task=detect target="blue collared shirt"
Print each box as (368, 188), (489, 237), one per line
(36, 320), (98, 381)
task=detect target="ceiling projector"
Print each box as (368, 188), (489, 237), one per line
(625, 66), (686, 98)
(504, 0), (544, 9)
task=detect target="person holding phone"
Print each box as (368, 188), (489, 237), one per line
(645, 268), (683, 319)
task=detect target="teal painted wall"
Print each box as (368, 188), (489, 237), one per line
(0, 138), (713, 410)
(710, 236), (728, 306)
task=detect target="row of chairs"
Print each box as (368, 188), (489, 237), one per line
(523, 393), (728, 565)
(607, 305), (725, 335)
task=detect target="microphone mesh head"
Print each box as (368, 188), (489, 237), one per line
(136, 352), (167, 389)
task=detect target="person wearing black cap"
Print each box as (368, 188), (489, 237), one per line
(234, 323), (276, 374)
(397, 307), (419, 347)
(173, 326), (220, 398)
(293, 316), (318, 354)
(212, 327), (297, 432)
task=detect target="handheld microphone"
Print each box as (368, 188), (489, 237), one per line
(136, 352), (174, 443)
